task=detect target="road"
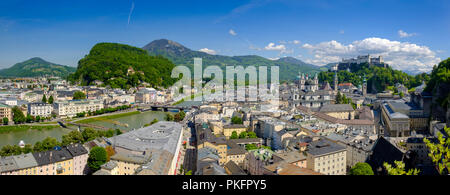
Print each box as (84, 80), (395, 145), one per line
(176, 109), (198, 175)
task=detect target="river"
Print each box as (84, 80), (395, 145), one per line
(0, 111), (169, 148)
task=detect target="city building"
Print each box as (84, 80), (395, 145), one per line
(303, 138), (347, 175)
(319, 104), (355, 120)
(196, 124), (228, 165)
(223, 124), (247, 138)
(0, 103), (12, 122)
(28, 103), (53, 117)
(108, 121), (184, 175)
(245, 148), (275, 175)
(65, 144), (88, 175)
(224, 160), (246, 175)
(12, 153), (38, 175)
(382, 100), (430, 134)
(367, 137), (405, 175)
(54, 99), (104, 118)
(405, 136), (438, 166)
(0, 144), (87, 176)
(33, 148), (74, 175)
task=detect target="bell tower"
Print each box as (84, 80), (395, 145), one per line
(333, 65), (339, 93)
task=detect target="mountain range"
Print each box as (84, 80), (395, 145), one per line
(0, 57), (76, 78)
(143, 39), (323, 81)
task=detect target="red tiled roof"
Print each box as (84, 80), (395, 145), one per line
(339, 83), (354, 87)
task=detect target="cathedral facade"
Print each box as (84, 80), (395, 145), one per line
(290, 73), (334, 110)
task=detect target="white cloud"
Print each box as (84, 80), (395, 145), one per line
(398, 30), (417, 38)
(339, 30), (345, 34)
(264, 42), (286, 51)
(280, 40), (300, 45)
(301, 37), (441, 72)
(268, 57), (280, 61)
(199, 48), (217, 55)
(292, 40), (301, 45)
(229, 29), (237, 36)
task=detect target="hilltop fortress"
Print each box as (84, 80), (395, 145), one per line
(339, 54), (388, 70)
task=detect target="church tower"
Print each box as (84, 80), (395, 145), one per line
(334, 71), (338, 93)
(312, 73), (319, 92)
(362, 76), (367, 96)
(333, 64), (339, 93)
(298, 73), (305, 90)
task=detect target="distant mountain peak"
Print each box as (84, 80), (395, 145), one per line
(0, 57), (75, 78)
(142, 39), (322, 81)
(143, 39), (190, 53)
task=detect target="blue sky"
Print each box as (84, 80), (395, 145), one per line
(0, 0), (449, 73)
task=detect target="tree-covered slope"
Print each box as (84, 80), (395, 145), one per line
(0, 57), (76, 78)
(424, 58), (450, 122)
(143, 39), (321, 81)
(69, 43), (177, 89)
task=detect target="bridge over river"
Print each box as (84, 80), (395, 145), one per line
(58, 120), (111, 131)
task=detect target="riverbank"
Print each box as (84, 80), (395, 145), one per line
(0, 110), (166, 148)
(0, 125), (60, 134)
(76, 111), (141, 124)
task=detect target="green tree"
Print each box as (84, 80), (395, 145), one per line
(231, 116), (243, 124)
(239, 131), (248, 139)
(82, 128), (98, 142)
(35, 116), (41, 122)
(12, 106), (26, 124)
(2, 117), (8, 125)
(87, 146), (107, 172)
(424, 126), (450, 175)
(114, 129), (122, 136)
(42, 94), (47, 103)
(73, 91), (86, 100)
(349, 163), (374, 175)
(105, 129), (115, 138)
(174, 111), (186, 122)
(230, 131), (238, 139)
(22, 144), (33, 154)
(336, 92), (342, 103)
(383, 161), (420, 175)
(245, 144), (258, 151)
(48, 95), (54, 104)
(0, 145), (17, 156)
(41, 137), (60, 151)
(248, 132), (257, 138)
(165, 113), (174, 121)
(62, 131), (84, 146)
(26, 114), (34, 123)
(33, 141), (43, 152)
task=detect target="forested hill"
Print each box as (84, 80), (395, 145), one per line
(424, 58), (450, 122)
(143, 39), (322, 81)
(68, 43), (177, 89)
(0, 57), (76, 78)
(318, 62), (431, 93)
